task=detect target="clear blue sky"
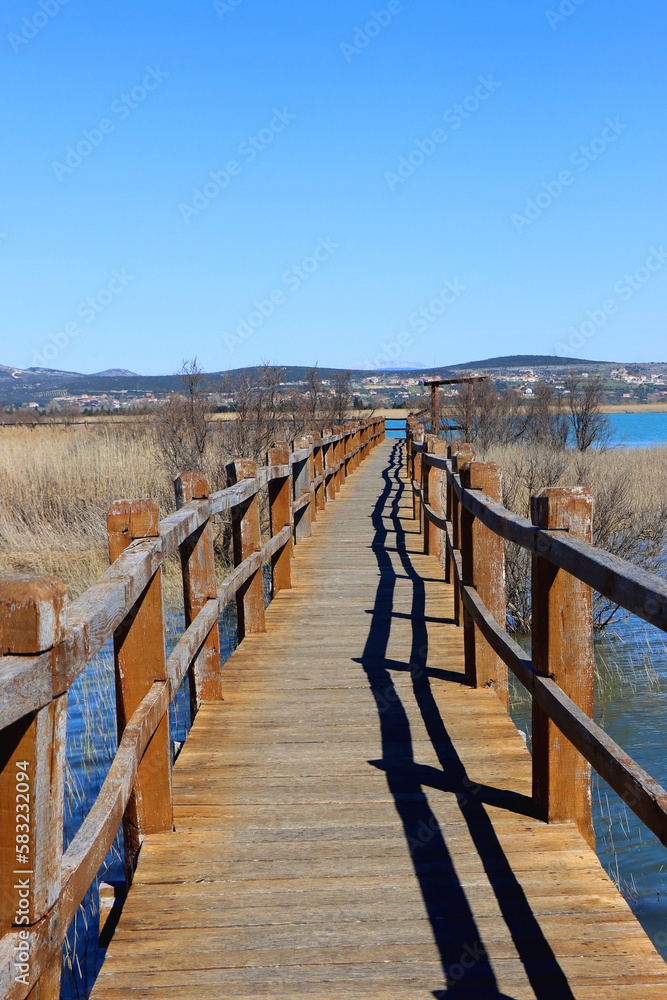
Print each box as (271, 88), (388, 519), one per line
(1, 0), (665, 374)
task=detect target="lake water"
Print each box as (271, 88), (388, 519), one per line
(387, 412), (667, 447)
(608, 411), (667, 447)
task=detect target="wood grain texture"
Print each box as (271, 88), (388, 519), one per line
(90, 439), (667, 1000)
(174, 473), (223, 706)
(107, 499), (173, 878)
(0, 578), (67, 1000)
(226, 460), (266, 639)
(267, 443), (293, 595)
(460, 461), (508, 707)
(531, 487), (596, 849)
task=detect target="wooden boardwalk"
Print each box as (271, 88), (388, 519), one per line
(91, 439), (667, 999)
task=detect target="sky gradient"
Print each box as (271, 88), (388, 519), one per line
(1, 0), (666, 374)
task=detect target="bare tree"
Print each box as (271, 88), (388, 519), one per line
(525, 382), (570, 448)
(566, 372), (610, 451)
(223, 364), (285, 460)
(325, 371), (352, 427)
(156, 358), (209, 474)
(491, 443), (667, 631)
(447, 379), (526, 449)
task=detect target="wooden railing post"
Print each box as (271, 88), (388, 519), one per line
(107, 500), (173, 880)
(333, 427), (345, 492)
(323, 430), (337, 502)
(174, 473), (222, 709)
(423, 437), (446, 559)
(531, 487), (595, 848)
(226, 460), (266, 638)
(349, 426), (356, 472)
(306, 435), (317, 522)
(459, 462), (508, 707)
(449, 444), (475, 625)
(0, 576), (67, 999)
(444, 445), (454, 584)
(312, 433), (325, 512)
(267, 442), (292, 594)
(412, 430), (423, 527)
(292, 438), (312, 544)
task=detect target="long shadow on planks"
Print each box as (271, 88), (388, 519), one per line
(356, 441), (575, 999)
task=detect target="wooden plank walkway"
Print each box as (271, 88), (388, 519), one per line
(91, 439), (667, 999)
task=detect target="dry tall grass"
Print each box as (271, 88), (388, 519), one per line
(0, 423), (173, 595)
(482, 443), (667, 630)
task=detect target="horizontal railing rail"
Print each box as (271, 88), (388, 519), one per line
(406, 416), (667, 858)
(0, 418), (385, 1000)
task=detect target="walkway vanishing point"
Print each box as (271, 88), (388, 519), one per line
(3, 420), (667, 999)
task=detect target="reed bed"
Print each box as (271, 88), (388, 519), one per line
(482, 443), (667, 630)
(0, 422), (176, 596)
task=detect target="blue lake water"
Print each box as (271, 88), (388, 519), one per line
(387, 412), (667, 447)
(608, 411), (667, 447)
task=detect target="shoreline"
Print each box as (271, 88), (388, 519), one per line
(602, 403), (667, 414)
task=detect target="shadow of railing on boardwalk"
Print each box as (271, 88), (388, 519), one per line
(356, 440), (575, 999)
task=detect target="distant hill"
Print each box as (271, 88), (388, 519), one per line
(0, 355), (661, 407)
(449, 355), (603, 369)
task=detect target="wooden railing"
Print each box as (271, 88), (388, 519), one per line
(406, 417), (667, 854)
(0, 418), (385, 1000)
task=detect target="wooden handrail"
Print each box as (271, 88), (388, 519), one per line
(0, 417), (386, 1000)
(406, 421), (667, 854)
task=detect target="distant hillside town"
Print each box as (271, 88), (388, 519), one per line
(1, 357), (666, 413)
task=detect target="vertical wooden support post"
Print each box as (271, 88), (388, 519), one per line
(450, 445), (475, 626)
(107, 500), (173, 880)
(333, 427), (345, 492)
(323, 431), (336, 502)
(459, 463), (508, 707)
(531, 487), (595, 849)
(292, 438), (312, 544)
(342, 428), (350, 479)
(174, 473), (222, 710)
(306, 436), (317, 522)
(268, 442), (293, 595)
(423, 437), (447, 559)
(349, 425), (358, 473)
(341, 427), (348, 486)
(412, 431), (424, 528)
(444, 445), (454, 584)
(430, 383), (440, 435)
(226, 460), (266, 638)
(0, 577), (67, 999)
(312, 433), (325, 511)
